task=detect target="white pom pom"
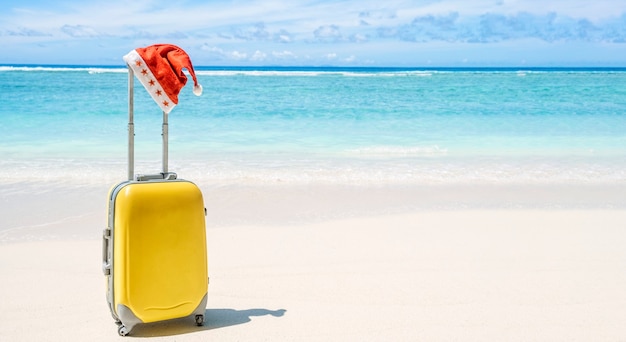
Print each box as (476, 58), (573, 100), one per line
(193, 84), (203, 96)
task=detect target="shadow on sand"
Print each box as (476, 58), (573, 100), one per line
(127, 308), (287, 337)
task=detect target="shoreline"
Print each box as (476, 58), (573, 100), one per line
(1, 181), (626, 243)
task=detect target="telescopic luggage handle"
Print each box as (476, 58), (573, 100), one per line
(123, 44), (203, 181)
(127, 66), (171, 181)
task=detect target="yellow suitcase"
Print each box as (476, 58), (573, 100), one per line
(102, 62), (208, 336)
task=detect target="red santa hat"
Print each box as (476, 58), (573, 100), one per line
(123, 44), (202, 113)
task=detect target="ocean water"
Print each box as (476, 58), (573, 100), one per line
(1, 65), (625, 185)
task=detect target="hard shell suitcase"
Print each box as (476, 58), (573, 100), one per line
(102, 63), (208, 336)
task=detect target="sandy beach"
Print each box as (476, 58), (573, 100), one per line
(1, 181), (626, 341)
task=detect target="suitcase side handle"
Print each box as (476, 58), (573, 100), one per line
(102, 227), (112, 276)
(127, 66), (170, 181)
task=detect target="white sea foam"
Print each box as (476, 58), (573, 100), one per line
(0, 66), (127, 73)
(0, 66), (434, 77)
(2, 155), (625, 187)
(193, 70), (434, 77)
(346, 146), (448, 157)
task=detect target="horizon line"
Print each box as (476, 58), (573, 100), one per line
(2, 63), (626, 70)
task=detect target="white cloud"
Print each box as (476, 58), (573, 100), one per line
(251, 50), (267, 61)
(230, 50), (248, 60)
(3, 27), (50, 37)
(272, 50), (297, 59)
(377, 11), (626, 43)
(313, 25), (343, 42)
(350, 33), (369, 43)
(277, 31), (292, 43)
(1, 0), (626, 65)
(60, 25), (103, 38)
(200, 45), (224, 54)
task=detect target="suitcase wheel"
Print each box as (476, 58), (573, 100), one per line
(118, 324), (130, 337)
(195, 314), (204, 326)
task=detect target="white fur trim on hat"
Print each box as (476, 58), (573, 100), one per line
(123, 49), (176, 114)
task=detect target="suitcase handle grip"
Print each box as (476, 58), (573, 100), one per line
(127, 66), (169, 180)
(102, 228), (112, 276)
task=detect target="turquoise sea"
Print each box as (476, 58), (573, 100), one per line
(1, 65), (625, 185)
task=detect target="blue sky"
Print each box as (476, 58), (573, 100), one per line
(1, 0), (626, 66)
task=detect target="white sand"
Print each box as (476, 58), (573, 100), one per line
(1, 182), (626, 341)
